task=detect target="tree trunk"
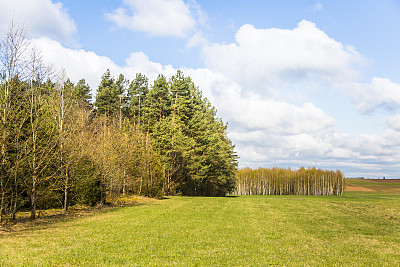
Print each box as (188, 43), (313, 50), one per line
(138, 174), (143, 196)
(31, 172), (37, 219)
(63, 171), (69, 213)
(0, 133), (7, 222)
(0, 178), (4, 222)
(122, 169), (126, 196)
(12, 173), (18, 220)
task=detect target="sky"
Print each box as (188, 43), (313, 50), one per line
(1, 0), (400, 178)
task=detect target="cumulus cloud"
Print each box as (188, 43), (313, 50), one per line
(200, 19), (400, 115)
(33, 38), (117, 90)
(202, 20), (363, 97)
(33, 37), (177, 96)
(0, 0), (77, 46)
(106, 0), (196, 38)
(183, 68), (333, 136)
(343, 77), (400, 113)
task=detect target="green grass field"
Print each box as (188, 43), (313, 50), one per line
(1, 180), (399, 266)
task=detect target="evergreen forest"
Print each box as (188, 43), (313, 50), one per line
(0, 24), (238, 221)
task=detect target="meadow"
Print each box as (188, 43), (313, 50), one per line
(0, 179), (399, 266)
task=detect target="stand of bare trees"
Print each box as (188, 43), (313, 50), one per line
(233, 167), (344, 196)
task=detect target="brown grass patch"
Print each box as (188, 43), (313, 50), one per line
(344, 183), (375, 192)
(345, 179), (400, 193)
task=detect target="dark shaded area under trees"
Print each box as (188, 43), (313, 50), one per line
(0, 23), (238, 221)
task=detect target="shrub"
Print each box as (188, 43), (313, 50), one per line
(73, 156), (105, 206)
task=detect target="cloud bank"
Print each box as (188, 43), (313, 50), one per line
(202, 20), (363, 96)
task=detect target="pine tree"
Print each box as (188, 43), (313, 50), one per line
(73, 78), (91, 104)
(150, 115), (193, 195)
(170, 70), (199, 126)
(94, 70), (127, 118)
(143, 74), (171, 132)
(142, 70), (238, 196)
(127, 73), (148, 126)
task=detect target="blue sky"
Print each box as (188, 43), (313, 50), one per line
(2, 0), (400, 178)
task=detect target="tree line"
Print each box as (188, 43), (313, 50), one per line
(233, 167), (344, 196)
(0, 23), (238, 221)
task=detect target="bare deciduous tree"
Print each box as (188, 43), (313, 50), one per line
(0, 20), (30, 222)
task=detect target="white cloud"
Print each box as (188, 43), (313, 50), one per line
(200, 19), (400, 116)
(33, 38), (117, 90)
(106, 0), (196, 38)
(33, 37), (177, 96)
(185, 67), (335, 136)
(0, 0), (77, 46)
(386, 115), (400, 131)
(183, 68), (346, 169)
(343, 77), (400, 113)
(202, 20), (363, 97)
(186, 31), (208, 48)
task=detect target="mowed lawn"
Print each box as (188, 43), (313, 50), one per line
(1, 181), (400, 266)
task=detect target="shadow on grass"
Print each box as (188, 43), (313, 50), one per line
(0, 196), (156, 235)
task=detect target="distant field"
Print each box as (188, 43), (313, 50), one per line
(345, 178), (400, 193)
(0, 182), (399, 266)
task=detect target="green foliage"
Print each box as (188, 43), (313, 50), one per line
(0, 77), (30, 219)
(73, 156), (105, 206)
(143, 74), (171, 130)
(127, 73), (148, 124)
(150, 116), (193, 195)
(94, 70), (127, 117)
(184, 107), (237, 196)
(143, 71), (238, 196)
(73, 78), (91, 104)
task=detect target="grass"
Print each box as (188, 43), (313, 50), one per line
(0, 180), (399, 266)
